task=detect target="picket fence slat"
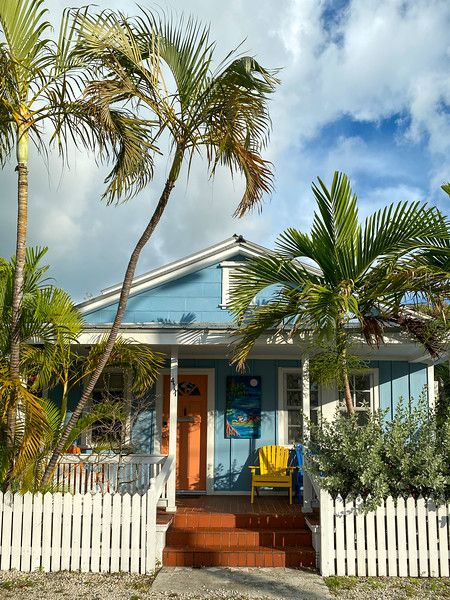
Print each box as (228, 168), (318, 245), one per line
(417, 497), (428, 576)
(100, 493), (112, 573)
(1, 492), (12, 570)
(320, 492), (450, 578)
(31, 494), (42, 571)
(71, 494), (82, 571)
(427, 498), (439, 577)
(386, 497), (397, 576)
(375, 500), (387, 576)
(396, 497), (408, 576)
(438, 503), (449, 577)
(21, 493), (33, 572)
(91, 493), (102, 572)
(130, 493), (141, 573)
(335, 495), (345, 575)
(355, 497), (365, 576)
(60, 493), (72, 571)
(52, 493), (62, 572)
(344, 497), (356, 576)
(81, 495), (92, 572)
(365, 506), (376, 576)
(42, 494), (53, 572)
(110, 494), (121, 573)
(11, 493), (23, 571)
(406, 496), (418, 577)
(120, 494), (131, 572)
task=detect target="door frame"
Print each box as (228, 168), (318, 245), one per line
(155, 368), (215, 494)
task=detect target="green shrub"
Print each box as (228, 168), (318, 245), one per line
(305, 394), (450, 509)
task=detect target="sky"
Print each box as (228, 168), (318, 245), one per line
(1, 0), (450, 302)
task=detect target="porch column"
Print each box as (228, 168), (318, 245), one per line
(302, 354), (313, 513)
(166, 346), (178, 512)
(302, 354), (310, 441)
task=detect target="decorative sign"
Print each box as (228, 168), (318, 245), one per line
(225, 376), (261, 439)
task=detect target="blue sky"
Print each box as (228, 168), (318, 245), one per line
(0, 0), (449, 301)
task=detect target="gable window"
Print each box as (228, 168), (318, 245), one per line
(279, 369), (320, 444)
(219, 261), (246, 308)
(338, 370), (379, 425)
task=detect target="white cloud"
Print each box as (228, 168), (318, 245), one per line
(1, 0), (450, 300)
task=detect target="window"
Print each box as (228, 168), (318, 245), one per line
(88, 370), (131, 448)
(339, 371), (377, 425)
(281, 370), (321, 444)
(219, 261), (246, 308)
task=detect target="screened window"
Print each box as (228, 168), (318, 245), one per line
(89, 371), (130, 447)
(339, 372), (374, 425)
(283, 371), (320, 444)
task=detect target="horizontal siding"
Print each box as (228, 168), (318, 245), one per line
(83, 254), (273, 326)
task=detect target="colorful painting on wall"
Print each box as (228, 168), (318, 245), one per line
(225, 376), (261, 439)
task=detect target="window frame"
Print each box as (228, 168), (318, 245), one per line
(277, 367), (322, 446)
(339, 368), (380, 416)
(82, 367), (133, 449)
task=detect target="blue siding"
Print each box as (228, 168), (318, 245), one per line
(370, 360), (428, 420)
(84, 253), (273, 325)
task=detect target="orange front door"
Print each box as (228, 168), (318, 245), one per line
(161, 374), (208, 491)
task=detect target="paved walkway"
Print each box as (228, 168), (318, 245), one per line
(151, 567), (333, 599)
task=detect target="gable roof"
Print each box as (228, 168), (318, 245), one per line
(77, 234), (319, 315)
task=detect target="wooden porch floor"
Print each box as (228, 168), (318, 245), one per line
(175, 494), (303, 515)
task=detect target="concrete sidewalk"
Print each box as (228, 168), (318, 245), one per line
(151, 567), (333, 599)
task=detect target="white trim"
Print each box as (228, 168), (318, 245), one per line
(157, 367), (215, 495)
(427, 364), (435, 410)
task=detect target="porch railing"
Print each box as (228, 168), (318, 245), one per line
(54, 453), (168, 498)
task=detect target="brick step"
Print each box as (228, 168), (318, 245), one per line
(166, 527), (312, 549)
(172, 512), (306, 530)
(163, 545), (316, 568)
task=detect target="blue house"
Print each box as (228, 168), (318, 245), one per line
(76, 235), (435, 502)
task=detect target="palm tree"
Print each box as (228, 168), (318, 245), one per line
(230, 172), (450, 415)
(0, 0), (155, 450)
(0, 247), (163, 489)
(42, 8), (279, 484)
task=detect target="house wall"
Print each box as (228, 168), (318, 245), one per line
(177, 358), (429, 493)
(83, 254), (273, 325)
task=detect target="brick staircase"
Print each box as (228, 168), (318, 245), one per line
(163, 500), (315, 567)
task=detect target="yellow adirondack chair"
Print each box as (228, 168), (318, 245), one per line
(249, 445), (296, 504)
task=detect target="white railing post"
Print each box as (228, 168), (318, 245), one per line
(166, 346), (178, 512)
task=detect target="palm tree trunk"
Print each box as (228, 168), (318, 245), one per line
(7, 128), (29, 448)
(41, 150), (182, 486)
(342, 361), (354, 416)
(339, 332), (354, 416)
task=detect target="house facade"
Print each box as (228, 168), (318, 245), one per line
(75, 235), (435, 498)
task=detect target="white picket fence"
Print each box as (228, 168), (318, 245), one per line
(0, 455), (174, 574)
(320, 490), (450, 577)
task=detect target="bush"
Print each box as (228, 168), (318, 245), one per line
(305, 394), (450, 509)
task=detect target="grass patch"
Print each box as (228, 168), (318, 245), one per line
(325, 577), (450, 599)
(0, 576), (35, 590)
